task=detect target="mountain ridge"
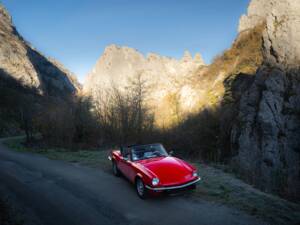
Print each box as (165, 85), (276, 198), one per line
(84, 44), (205, 126)
(0, 3), (81, 97)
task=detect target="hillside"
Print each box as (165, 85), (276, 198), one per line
(0, 4), (81, 138)
(0, 4), (80, 97)
(181, 0), (300, 200)
(84, 45), (205, 127)
(190, 0), (300, 200)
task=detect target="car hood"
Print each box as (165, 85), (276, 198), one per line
(137, 157), (195, 186)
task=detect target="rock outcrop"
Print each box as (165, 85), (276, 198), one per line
(232, 65), (300, 200)
(0, 4), (80, 96)
(84, 44), (205, 126)
(239, 0), (300, 67)
(232, 0), (300, 200)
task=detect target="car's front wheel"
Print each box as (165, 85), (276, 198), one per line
(136, 178), (148, 199)
(112, 160), (120, 177)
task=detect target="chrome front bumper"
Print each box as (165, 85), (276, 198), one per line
(145, 177), (201, 191)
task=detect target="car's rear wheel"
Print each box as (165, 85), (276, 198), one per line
(112, 160), (120, 177)
(136, 178), (148, 199)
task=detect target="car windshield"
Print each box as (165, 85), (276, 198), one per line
(131, 144), (168, 161)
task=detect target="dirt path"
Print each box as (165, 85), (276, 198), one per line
(0, 140), (266, 225)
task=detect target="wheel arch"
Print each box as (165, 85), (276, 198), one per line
(135, 173), (143, 184)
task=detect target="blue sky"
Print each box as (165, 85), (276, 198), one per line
(2, 0), (249, 83)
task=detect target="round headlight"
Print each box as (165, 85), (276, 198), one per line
(152, 178), (159, 186)
(193, 171), (198, 177)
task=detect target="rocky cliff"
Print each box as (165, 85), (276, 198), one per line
(231, 0), (300, 200)
(84, 45), (205, 126)
(0, 4), (80, 97)
(239, 0), (300, 67)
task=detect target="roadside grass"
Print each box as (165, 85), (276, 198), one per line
(191, 163), (300, 225)
(2, 137), (112, 172)
(3, 137), (300, 225)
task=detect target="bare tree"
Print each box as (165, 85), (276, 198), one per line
(92, 72), (154, 145)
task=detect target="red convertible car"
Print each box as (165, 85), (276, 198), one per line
(108, 143), (201, 198)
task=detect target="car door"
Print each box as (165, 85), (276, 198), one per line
(118, 148), (136, 182)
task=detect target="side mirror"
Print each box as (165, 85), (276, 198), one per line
(169, 150), (174, 156)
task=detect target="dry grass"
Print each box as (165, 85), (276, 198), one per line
(3, 138), (112, 172)
(189, 163), (300, 225)
(191, 22), (265, 109)
(208, 22), (265, 79)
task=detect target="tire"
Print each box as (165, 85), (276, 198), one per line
(135, 178), (148, 199)
(112, 160), (120, 177)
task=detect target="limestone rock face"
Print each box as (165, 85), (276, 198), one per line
(233, 0), (300, 199)
(84, 44), (205, 126)
(0, 4), (80, 96)
(239, 0), (300, 67)
(238, 0), (272, 32)
(0, 5), (40, 88)
(232, 66), (300, 199)
(194, 53), (205, 65)
(84, 45), (146, 93)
